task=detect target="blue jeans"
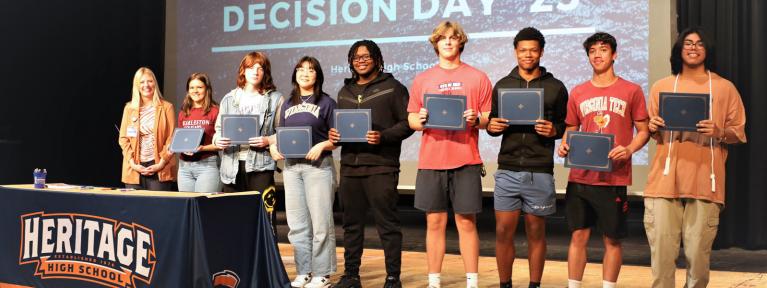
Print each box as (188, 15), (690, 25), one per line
(177, 156), (222, 192)
(283, 157), (337, 276)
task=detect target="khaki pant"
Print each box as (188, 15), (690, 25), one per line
(643, 197), (722, 288)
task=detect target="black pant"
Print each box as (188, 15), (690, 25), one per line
(126, 161), (176, 191)
(339, 172), (402, 277)
(222, 161), (277, 234)
(222, 161), (275, 193)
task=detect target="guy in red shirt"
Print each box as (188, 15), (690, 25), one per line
(557, 32), (650, 288)
(407, 21), (492, 288)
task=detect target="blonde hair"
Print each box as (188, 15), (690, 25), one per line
(129, 67), (164, 109)
(428, 21), (469, 55)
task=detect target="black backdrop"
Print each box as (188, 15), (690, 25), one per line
(0, 0), (165, 187)
(678, 0), (767, 249)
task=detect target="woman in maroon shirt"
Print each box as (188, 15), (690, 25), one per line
(176, 73), (222, 192)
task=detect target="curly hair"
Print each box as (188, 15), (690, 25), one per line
(347, 40), (385, 80)
(514, 27), (546, 49)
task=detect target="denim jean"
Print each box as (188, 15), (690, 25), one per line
(283, 157), (337, 276)
(177, 156), (222, 192)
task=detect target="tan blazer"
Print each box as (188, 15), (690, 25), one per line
(118, 100), (177, 184)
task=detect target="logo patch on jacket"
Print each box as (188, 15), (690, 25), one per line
(213, 270), (240, 288)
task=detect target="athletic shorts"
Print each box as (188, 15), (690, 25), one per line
(414, 164), (483, 214)
(565, 182), (628, 239)
(494, 170), (556, 216)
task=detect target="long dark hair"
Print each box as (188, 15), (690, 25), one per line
(347, 40), (385, 80)
(237, 51), (276, 93)
(290, 56), (325, 105)
(671, 27), (715, 75)
(181, 73), (218, 117)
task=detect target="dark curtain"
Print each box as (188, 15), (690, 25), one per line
(0, 1), (165, 187)
(678, 0), (767, 249)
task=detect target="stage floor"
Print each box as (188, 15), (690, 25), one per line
(278, 243), (767, 287)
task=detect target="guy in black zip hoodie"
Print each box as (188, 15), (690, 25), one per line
(328, 39), (413, 288)
(486, 27), (568, 288)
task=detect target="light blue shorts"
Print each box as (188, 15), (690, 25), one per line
(494, 170), (556, 216)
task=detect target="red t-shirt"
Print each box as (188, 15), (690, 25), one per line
(177, 106), (219, 161)
(565, 78), (648, 186)
(407, 63), (492, 169)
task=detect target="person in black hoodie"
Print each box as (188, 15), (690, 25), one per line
(486, 27), (568, 288)
(328, 39), (413, 288)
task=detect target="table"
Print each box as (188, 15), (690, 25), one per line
(0, 185), (290, 288)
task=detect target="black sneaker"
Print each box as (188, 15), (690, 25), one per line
(332, 274), (361, 288)
(382, 276), (401, 288)
(499, 282), (512, 288)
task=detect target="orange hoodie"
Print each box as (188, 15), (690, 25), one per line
(118, 100), (177, 184)
(645, 72), (746, 204)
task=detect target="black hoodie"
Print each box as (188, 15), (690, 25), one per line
(488, 66), (568, 174)
(336, 72), (414, 175)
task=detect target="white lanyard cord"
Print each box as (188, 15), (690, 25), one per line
(665, 71), (715, 192)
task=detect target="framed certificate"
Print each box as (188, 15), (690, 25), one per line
(169, 128), (204, 153)
(221, 114), (260, 144)
(424, 94), (467, 130)
(276, 126), (312, 158)
(498, 88), (543, 125)
(564, 131), (614, 172)
(659, 92), (709, 132)
(334, 109), (371, 142)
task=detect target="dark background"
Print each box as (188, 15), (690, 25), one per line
(0, 0), (165, 187)
(677, 0), (767, 249)
(0, 0), (764, 249)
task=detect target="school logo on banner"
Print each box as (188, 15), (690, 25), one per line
(212, 270), (240, 288)
(18, 212), (157, 287)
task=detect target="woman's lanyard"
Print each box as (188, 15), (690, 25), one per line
(665, 71), (716, 192)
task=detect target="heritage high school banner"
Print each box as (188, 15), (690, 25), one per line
(0, 185), (290, 288)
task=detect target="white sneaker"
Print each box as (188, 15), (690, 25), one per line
(291, 274), (312, 288)
(304, 275), (330, 288)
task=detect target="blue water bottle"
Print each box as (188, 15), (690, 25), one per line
(33, 168), (47, 189)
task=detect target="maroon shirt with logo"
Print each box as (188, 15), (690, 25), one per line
(178, 106), (219, 161)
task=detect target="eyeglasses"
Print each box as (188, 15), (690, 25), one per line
(683, 41), (705, 50)
(352, 55), (372, 63)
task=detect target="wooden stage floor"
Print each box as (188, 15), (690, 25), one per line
(278, 244), (766, 287)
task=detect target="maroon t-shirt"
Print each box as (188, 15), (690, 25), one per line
(565, 78), (648, 186)
(178, 106), (219, 161)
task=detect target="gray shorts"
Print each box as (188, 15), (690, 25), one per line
(414, 165), (483, 214)
(494, 170), (556, 216)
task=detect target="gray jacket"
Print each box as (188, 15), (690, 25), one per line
(213, 88), (283, 184)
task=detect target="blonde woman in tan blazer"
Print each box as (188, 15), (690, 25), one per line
(118, 67), (177, 190)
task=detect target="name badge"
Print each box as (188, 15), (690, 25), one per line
(126, 127), (137, 137)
